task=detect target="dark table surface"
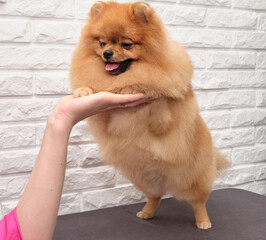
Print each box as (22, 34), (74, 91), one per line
(54, 188), (266, 240)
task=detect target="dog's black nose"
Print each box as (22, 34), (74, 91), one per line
(103, 50), (113, 60)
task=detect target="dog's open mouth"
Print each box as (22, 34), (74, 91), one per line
(105, 59), (133, 75)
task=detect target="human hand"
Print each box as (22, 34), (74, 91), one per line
(50, 92), (153, 129)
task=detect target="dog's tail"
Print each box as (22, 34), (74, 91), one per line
(214, 147), (231, 176)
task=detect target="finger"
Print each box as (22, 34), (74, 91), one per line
(123, 99), (153, 108)
(73, 92), (147, 107)
(103, 92), (149, 105)
(109, 98), (153, 110)
(96, 96), (153, 112)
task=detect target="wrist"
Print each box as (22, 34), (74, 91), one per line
(47, 109), (73, 136)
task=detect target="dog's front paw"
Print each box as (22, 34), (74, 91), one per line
(136, 211), (153, 220)
(196, 221), (212, 230)
(73, 87), (94, 98)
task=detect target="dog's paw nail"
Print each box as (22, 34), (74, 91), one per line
(136, 211), (153, 219)
(196, 221), (212, 230)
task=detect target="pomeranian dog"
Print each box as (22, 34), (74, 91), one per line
(70, 1), (229, 229)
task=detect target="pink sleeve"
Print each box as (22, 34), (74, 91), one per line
(0, 207), (23, 240)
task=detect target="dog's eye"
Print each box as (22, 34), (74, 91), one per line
(121, 43), (133, 49)
(100, 42), (106, 47)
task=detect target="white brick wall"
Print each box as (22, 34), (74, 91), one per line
(0, 0), (266, 218)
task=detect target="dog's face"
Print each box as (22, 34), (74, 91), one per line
(96, 30), (137, 75)
(82, 1), (165, 75)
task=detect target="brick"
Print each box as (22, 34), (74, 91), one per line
(0, 47), (73, 69)
(170, 28), (231, 48)
(35, 124), (46, 146)
(255, 146), (266, 163)
(233, 32), (266, 49)
(194, 71), (266, 89)
(63, 167), (116, 192)
(207, 51), (256, 69)
(160, 6), (206, 26)
(258, 13), (266, 31)
(257, 91), (266, 107)
(0, 175), (29, 199)
(201, 111), (230, 130)
(256, 164), (266, 180)
(82, 185), (144, 211)
(69, 121), (94, 144)
(194, 91), (208, 110)
(0, 98), (57, 122)
(188, 50), (206, 69)
(214, 165), (256, 186)
(180, 0), (231, 7)
(193, 71), (231, 89)
(79, 144), (102, 168)
(66, 145), (81, 168)
(0, 149), (37, 174)
(256, 126), (266, 143)
(32, 21), (80, 44)
(257, 52), (266, 69)
(230, 71), (266, 88)
(207, 91), (255, 109)
(0, 125), (36, 149)
(0, 0), (75, 18)
(58, 193), (80, 215)
(0, 74), (33, 96)
(67, 144), (103, 168)
(229, 90), (256, 108)
(233, 0), (266, 10)
(35, 73), (72, 95)
(207, 9), (256, 29)
(233, 145), (266, 164)
(0, 21), (31, 42)
(211, 128), (255, 148)
(231, 109), (266, 127)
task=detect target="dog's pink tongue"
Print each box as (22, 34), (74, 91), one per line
(105, 63), (120, 71)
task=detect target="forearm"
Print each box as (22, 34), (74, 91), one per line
(17, 117), (72, 240)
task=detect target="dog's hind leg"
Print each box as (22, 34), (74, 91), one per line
(190, 199), (211, 230)
(184, 181), (213, 230)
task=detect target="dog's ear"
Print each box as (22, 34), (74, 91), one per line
(90, 1), (106, 18)
(131, 2), (151, 24)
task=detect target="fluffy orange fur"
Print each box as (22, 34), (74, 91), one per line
(70, 1), (229, 230)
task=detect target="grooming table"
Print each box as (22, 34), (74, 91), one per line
(54, 189), (266, 240)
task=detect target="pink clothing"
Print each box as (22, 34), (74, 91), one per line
(0, 207), (23, 240)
